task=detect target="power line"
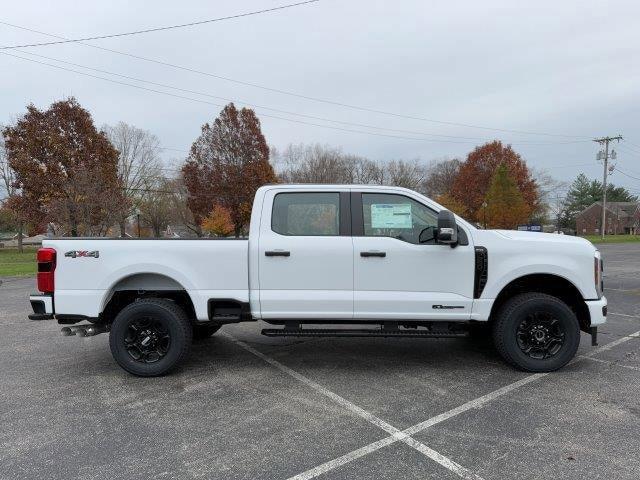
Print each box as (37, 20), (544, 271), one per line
(3, 49), (591, 146)
(0, 20), (591, 139)
(615, 168), (640, 182)
(618, 143), (640, 156)
(0, 1), (320, 50)
(623, 140), (640, 151)
(1, 51), (590, 146)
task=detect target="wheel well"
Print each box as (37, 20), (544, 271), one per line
(101, 290), (196, 324)
(490, 274), (591, 332)
(100, 274), (196, 324)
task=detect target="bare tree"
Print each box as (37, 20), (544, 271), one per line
(135, 177), (175, 237)
(1, 131), (23, 250)
(531, 167), (567, 225)
(279, 144), (352, 183)
(344, 154), (385, 185)
(168, 176), (202, 237)
(104, 122), (162, 236)
(424, 157), (462, 197)
(386, 159), (429, 192)
(277, 143), (385, 185)
(1, 134), (16, 198)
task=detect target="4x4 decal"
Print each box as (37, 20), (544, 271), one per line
(65, 250), (100, 258)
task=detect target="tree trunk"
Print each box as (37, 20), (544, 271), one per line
(234, 225), (242, 238)
(68, 201), (79, 237)
(17, 220), (23, 253)
(119, 219), (126, 237)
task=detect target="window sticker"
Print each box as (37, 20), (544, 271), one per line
(371, 204), (412, 229)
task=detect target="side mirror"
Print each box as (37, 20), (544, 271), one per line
(437, 210), (458, 245)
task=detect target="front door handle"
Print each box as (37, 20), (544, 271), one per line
(360, 251), (386, 258)
(265, 250), (290, 257)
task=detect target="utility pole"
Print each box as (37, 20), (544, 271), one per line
(594, 135), (622, 240)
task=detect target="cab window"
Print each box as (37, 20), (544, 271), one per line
(361, 193), (438, 244)
(272, 192), (340, 236)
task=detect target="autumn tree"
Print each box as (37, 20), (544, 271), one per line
(183, 103), (276, 237)
(483, 164), (530, 228)
(435, 192), (467, 217)
(201, 205), (234, 236)
(104, 122), (162, 236)
(450, 141), (538, 223)
(3, 98), (124, 236)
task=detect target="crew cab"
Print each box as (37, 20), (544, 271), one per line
(29, 185), (607, 376)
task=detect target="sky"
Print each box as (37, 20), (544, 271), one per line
(1, 0), (639, 195)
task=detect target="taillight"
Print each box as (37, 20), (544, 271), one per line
(37, 247), (56, 293)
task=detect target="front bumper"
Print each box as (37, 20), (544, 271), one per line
(29, 294), (54, 320)
(585, 296), (607, 326)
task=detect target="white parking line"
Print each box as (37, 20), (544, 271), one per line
(609, 312), (640, 319)
(224, 334), (484, 480)
(581, 355), (640, 371)
(281, 329), (640, 480)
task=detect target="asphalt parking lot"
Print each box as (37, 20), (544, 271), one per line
(1, 243), (639, 480)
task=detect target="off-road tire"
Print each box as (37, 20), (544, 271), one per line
(109, 298), (192, 377)
(493, 293), (580, 372)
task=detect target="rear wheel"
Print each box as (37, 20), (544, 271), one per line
(493, 293), (580, 372)
(109, 298), (192, 377)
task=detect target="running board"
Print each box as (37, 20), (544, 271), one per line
(261, 327), (468, 338)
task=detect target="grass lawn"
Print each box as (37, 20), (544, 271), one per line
(0, 248), (37, 277)
(581, 234), (640, 244)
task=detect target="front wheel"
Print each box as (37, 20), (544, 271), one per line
(109, 298), (192, 377)
(493, 293), (580, 372)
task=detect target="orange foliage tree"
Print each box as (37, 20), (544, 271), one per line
(450, 141), (538, 224)
(2, 98), (124, 236)
(435, 192), (467, 217)
(201, 205), (234, 236)
(183, 103), (277, 237)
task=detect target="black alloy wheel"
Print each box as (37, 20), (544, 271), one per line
(124, 316), (171, 363)
(516, 312), (566, 360)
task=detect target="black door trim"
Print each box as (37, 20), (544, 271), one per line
(339, 191), (352, 236)
(350, 192), (364, 236)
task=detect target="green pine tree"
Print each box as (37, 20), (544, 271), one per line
(562, 173), (637, 229)
(484, 164), (530, 229)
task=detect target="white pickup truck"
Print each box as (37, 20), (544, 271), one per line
(29, 184), (606, 376)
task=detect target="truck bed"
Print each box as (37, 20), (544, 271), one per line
(43, 238), (249, 320)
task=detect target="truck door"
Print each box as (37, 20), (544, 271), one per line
(351, 191), (475, 320)
(258, 189), (353, 319)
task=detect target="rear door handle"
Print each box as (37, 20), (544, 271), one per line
(360, 251), (386, 258)
(265, 250), (291, 257)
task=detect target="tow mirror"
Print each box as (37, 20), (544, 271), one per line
(437, 210), (458, 246)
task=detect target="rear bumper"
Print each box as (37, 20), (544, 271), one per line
(585, 296), (607, 326)
(29, 294), (54, 320)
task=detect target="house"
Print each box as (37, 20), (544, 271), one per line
(576, 201), (640, 235)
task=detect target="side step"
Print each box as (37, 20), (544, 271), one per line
(262, 325), (469, 338)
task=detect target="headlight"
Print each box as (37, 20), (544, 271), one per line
(594, 254), (603, 298)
